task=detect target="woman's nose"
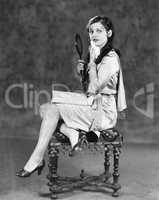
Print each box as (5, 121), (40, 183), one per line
(92, 31), (98, 37)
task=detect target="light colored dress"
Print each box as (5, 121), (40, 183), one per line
(51, 50), (126, 132)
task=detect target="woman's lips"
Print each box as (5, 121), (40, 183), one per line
(93, 39), (99, 42)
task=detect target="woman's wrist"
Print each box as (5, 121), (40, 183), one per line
(77, 60), (86, 74)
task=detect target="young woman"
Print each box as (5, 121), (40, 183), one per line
(16, 15), (126, 177)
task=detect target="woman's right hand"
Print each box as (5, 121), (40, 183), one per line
(89, 45), (96, 64)
(77, 59), (85, 74)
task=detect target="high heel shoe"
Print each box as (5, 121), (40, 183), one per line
(69, 145), (82, 157)
(16, 160), (45, 178)
(69, 132), (87, 157)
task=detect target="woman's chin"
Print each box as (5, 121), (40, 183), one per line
(95, 42), (106, 49)
(94, 43), (101, 48)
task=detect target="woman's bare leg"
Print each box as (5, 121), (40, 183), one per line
(60, 123), (79, 148)
(24, 103), (60, 172)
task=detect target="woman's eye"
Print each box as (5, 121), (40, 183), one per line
(97, 29), (102, 33)
(89, 29), (102, 34)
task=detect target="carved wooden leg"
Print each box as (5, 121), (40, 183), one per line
(112, 146), (121, 197)
(48, 142), (59, 200)
(104, 144), (111, 181)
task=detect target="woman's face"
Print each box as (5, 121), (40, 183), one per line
(89, 22), (109, 49)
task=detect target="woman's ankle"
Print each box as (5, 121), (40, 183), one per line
(24, 157), (43, 172)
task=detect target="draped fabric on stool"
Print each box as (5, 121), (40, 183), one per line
(47, 128), (123, 200)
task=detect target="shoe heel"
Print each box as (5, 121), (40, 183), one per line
(37, 160), (45, 175)
(37, 167), (42, 175)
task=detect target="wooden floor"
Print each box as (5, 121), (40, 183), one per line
(0, 137), (159, 200)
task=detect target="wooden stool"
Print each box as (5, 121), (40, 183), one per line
(47, 128), (123, 199)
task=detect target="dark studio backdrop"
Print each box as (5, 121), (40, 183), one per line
(0, 0), (159, 143)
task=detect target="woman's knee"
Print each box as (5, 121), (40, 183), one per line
(39, 103), (59, 118)
(59, 123), (67, 133)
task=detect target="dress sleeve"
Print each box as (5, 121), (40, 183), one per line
(87, 54), (120, 94)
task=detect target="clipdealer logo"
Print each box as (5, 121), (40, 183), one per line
(5, 83), (70, 115)
(4, 82), (155, 118)
(133, 82), (154, 119)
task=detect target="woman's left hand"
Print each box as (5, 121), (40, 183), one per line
(91, 94), (102, 110)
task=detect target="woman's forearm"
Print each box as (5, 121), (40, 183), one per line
(87, 62), (99, 94)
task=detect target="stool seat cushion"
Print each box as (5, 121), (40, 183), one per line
(54, 128), (120, 144)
